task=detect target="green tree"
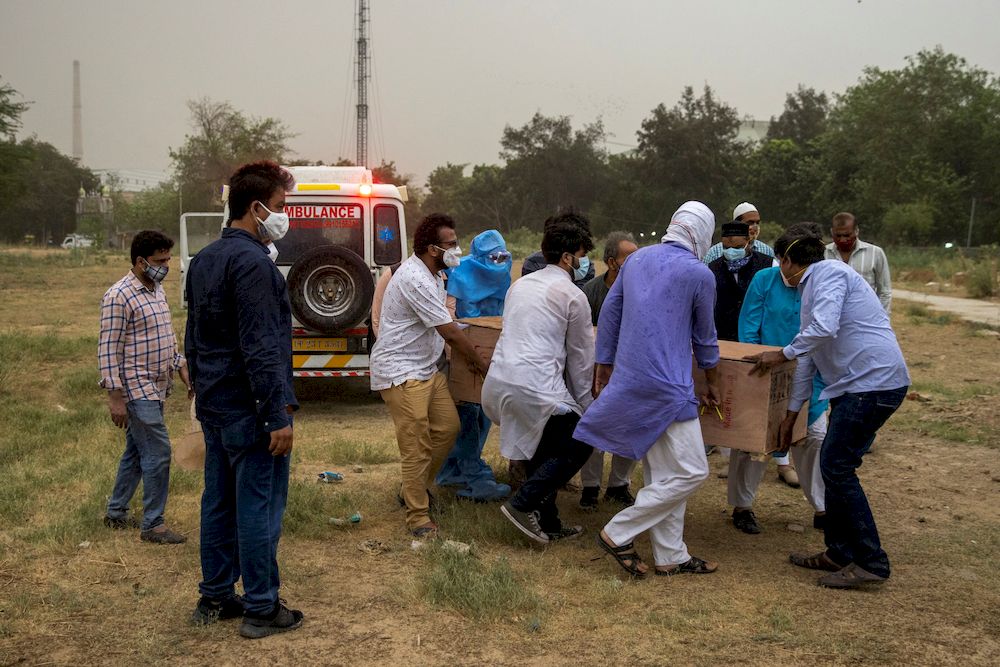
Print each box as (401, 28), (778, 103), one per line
(635, 85), (744, 226)
(881, 201), (936, 246)
(815, 48), (1000, 242)
(113, 182), (182, 238)
(0, 79), (32, 216)
(767, 86), (830, 145)
(499, 113), (608, 230)
(0, 138), (98, 243)
(169, 98), (293, 212)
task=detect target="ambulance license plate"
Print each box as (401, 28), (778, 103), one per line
(293, 338), (347, 352)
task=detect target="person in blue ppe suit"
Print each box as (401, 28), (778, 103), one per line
(435, 230), (514, 501)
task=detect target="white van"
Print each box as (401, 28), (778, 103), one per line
(179, 165), (408, 378)
(60, 234), (94, 249)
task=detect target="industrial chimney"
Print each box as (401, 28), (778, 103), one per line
(72, 60), (82, 162)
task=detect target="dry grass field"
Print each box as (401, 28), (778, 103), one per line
(0, 247), (998, 666)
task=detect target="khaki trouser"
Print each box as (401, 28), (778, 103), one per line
(380, 373), (460, 530)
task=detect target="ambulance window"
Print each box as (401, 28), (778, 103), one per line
(373, 205), (401, 265)
(276, 203), (364, 263)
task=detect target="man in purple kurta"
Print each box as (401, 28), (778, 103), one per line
(575, 201), (722, 577)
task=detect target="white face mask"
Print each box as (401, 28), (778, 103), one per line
(254, 202), (290, 242)
(435, 245), (462, 268)
(266, 242), (279, 263)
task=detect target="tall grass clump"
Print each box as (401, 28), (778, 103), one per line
(966, 261), (997, 298)
(421, 544), (541, 621)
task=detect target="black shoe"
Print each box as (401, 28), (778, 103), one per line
(104, 515), (140, 530)
(579, 486), (599, 511)
(813, 513), (826, 531)
(239, 602), (304, 639)
(546, 525), (584, 541)
(604, 485), (635, 506)
(732, 509), (762, 535)
(140, 527), (187, 544)
(500, 501), (550, 545)
(190, 594), (244, 626)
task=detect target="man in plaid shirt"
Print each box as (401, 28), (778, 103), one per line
(99, 230), (190, 544)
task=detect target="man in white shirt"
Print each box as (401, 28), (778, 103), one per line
(483, 216), (596, 544)
(369, 213), (489, 538)
(825, 212), (892, 312)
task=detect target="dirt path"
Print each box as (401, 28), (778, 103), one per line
(895, 288), (1000, 326)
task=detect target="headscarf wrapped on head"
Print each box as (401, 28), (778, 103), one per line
(661, 201), (716, 260)
(446, 229), (512, 318)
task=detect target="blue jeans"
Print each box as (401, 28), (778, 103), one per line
(106, 400), (171, 531)
(821, 386), (907, 578)
(434, 403), (510, 500)
(199, 413), (290, 616)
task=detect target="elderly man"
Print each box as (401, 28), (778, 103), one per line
(579, 231), (639, 510)
(825, 212), (892, 312)
(747, 226), (910, 590)
(484, 218), (596, 544)
(576, 201), (721, 578)
(703, 202), (775, 264)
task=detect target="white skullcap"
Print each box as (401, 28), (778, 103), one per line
(732, 202), (758, 220)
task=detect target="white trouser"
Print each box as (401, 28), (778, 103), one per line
(603, 419), (709, 566)
(580, 450), (637, 488)
(726, 413), (828, 512)
(727, 450), (768, 508)
(790, 413), (826, 512)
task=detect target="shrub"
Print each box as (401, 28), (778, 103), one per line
(966, 261), (997, 298)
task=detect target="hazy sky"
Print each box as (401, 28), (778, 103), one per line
(3, 0), (999, 186)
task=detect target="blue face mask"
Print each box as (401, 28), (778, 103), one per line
(574, 255), (590, 281)
(723, 247), (747, 262)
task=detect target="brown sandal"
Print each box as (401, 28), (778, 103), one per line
(789, 551), (843, 572)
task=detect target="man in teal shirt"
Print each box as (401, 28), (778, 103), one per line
(735, 223), (829, 534)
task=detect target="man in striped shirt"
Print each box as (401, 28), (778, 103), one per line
(825, 212), (892, 312)
(99, 230), (189, 544)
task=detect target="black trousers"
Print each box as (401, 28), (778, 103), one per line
(510, 412), (593, 532)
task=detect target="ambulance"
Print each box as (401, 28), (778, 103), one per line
(179, 165), (408, 378)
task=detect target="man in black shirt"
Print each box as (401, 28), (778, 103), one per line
(708, 222), (773, 342)
(185, 161), (303, 638)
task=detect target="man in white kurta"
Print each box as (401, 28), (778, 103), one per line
(482, 218), (596, 544)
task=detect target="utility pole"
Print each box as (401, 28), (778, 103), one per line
(966, 196), (976, 248)
(355, 0), (370, 168)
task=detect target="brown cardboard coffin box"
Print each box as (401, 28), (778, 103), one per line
(449, 319), (808, 454)
(448, 316), (503, 404)
(693, 340), (809, 454)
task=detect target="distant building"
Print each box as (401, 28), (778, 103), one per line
(93, 168), (169, 193)
(737, 119), (771, 145)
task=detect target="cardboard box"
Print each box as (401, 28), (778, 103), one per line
(449, 319), (809, 454)
(692, 340), (809, 454)
(447, 316), (502, 404)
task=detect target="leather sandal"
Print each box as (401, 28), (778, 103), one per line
(655, 556), (718, 576)
(596, 534), (647, 579)
(789, 550), (844, 572)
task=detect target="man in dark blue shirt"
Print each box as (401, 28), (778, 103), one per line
(185, 161), (303, 638)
